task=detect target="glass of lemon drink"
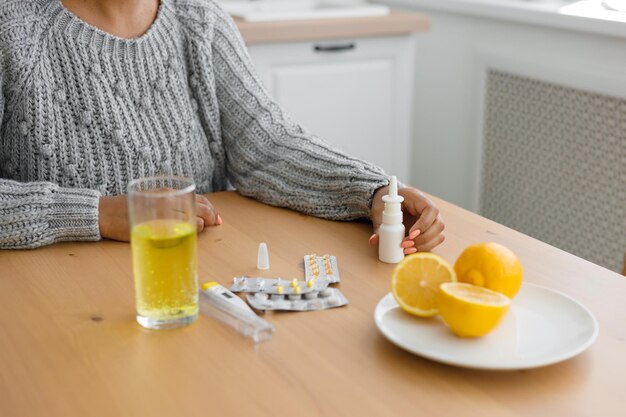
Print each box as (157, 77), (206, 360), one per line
(128, 176), (198, 330)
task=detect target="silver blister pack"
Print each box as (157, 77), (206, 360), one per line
(304, 254), (340, 284)
(230, 276), (331, 295)
(246, 287), (348, 311)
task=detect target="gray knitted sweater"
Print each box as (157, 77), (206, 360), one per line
(0, 0), (388, 249)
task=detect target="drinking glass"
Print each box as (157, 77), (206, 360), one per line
(128, 176), (198, 330)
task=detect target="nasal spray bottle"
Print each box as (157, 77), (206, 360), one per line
(378, 176), (405, 264)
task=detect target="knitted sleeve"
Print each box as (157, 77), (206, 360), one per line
(0, 4), (102, 249)
(208, 3), (389, 220)
(0, 57), (3, 126)
(0, 179), (102, 249)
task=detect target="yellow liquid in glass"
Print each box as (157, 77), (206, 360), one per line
(131, 220), (198, 322)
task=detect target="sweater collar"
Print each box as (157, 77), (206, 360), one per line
(46, 0), (174, 56)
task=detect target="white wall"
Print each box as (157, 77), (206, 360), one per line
(382, 0), (626, 211)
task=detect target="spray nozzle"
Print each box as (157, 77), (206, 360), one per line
(389, 176), (398, 198)
(383, 176), (404, 203)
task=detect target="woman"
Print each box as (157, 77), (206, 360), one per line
(0, 0), (444, 253)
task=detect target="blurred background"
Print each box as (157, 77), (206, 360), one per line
(219, 0), (626, 273)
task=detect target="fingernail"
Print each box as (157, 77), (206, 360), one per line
(404, 247), (418, 254)
(409, 230), (420, 240)
(400, 240), (415, 249)
(216, 215), (222, 225)
(368, 234), (376, 244)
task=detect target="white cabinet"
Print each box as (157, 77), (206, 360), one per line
(246, 36), (416, 182)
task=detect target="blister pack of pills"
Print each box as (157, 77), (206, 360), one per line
(304, 254), (340, 284)
(246, 287), (348, 312)
(230, 276), (331, 295)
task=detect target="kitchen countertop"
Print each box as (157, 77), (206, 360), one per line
(233, 10), (430, 44)
(384, 0), (626, 39)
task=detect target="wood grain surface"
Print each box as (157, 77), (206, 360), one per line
(1, 191), (624, 417)
(235, 10), (430, 44)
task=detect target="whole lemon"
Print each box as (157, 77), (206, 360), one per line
(454, 242), (523, 299)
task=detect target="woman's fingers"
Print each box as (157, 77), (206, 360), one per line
(196, 217), (205, 233)
(193, 195), (222, 233)
(370, 186), (444, 253)
(400, 188), (445, 253)
(412, 215), (445, 252)
(416, 233), (446, 253)
(408, 205), (439, 237)
(195, 196), (220, 227)
(401, 240), (415, 249)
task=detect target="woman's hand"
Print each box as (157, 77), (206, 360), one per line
(98, 194), (222, 242)
(369, 185), (445, 254)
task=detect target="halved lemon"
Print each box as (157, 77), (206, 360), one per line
(438, 282), (511, 337)
(391, 253), (456, 317)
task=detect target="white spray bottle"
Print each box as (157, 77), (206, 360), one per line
(378, 176), (405, 264)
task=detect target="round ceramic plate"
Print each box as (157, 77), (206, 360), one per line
(374, 283), (599, 370)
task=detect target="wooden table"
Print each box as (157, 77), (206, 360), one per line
(1, 191), (624, 417)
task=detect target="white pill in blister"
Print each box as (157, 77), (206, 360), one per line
(255, 293), (269, 301)
(271, 294), (284, 301)
(304, 291), (318, 300)
(233, 277), (247, 288)
(288, 294), (301, 301)
(320, 288), (333, 298)
(326, 296), (340, 306)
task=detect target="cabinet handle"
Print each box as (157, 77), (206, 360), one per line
(313, 43), (356, 53)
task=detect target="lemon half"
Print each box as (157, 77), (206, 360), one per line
(438, 282), (511, 337)
(391, 253), (457, 317)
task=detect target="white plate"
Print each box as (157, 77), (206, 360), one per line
(374, 283), (599, 370)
